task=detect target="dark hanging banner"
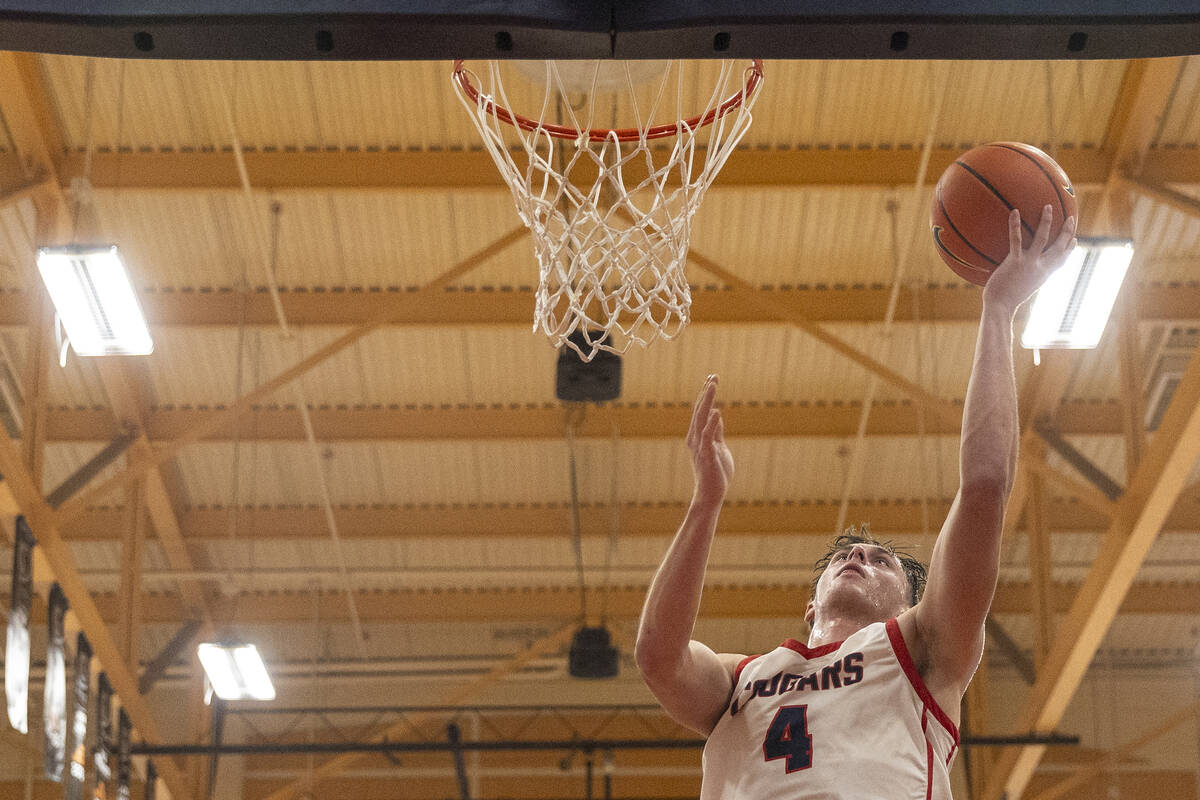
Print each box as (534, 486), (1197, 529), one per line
(6, 517), (34, 733)
(116, 709), (132, 800)
(66, 633), (92, 800)
(44, 583), (68, 780)
(94, 672), (113, 790)
(144, 761), (156, 800)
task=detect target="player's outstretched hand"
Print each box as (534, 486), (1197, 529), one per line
(687, 375), (734, 510)
(983, 205), (1077, 316)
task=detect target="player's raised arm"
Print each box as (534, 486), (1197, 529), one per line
(913, 206), (1077, 692)
(635, 375), (746, 736)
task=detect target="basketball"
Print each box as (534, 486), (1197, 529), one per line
(930, 142), (1078, 286)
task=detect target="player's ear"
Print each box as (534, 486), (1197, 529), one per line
(804, 599), (815, 625)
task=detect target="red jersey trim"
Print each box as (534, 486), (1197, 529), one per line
(733, 654), (761, 682)
(921, 710), (934, 800)
(885, 618), (961, 745)
(780, 638), (843, 659)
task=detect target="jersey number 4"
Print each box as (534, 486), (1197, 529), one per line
(762, 705), (813, 773)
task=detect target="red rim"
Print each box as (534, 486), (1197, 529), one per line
(453, 59), (764, 143)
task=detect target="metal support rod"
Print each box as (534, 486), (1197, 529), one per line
(138, 619), (203, 695)
(228, 703), (665, 715)
(963, 734), (1080, 747)
(985, 615), (1038, 686)
(132, 733), (1077, 757)
(207, 699), (226, 800)
(133, 739), (707, 757)
(45, 428), (137, 509)
(447, 723), (471, 800)
(1033, 421), (1125, 502)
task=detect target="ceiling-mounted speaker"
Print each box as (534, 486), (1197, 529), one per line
(555, 330), (622, 402)
(568, 626), (619, 678)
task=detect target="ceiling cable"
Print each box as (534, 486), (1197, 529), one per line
(565, 405), (588, 624)
(72, 57), (96, 239)
(599, 423), (620, 624)
(218, 62), (289, 336)
(909, 263), (931, 538)
(1044, 62), (1059, 161)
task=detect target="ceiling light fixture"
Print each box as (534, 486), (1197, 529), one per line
(1021, 238), (1134, 351)
(35, 244), (153, 357)
(197, 642), (276, 703)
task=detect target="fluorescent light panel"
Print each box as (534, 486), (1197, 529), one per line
(35, 245), (153, 356)
(197, 643), (276, 701)
(1021, 239), (1134, 350)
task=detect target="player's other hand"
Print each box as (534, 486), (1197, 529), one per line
(687, 375), (734, 509)
(983, 205), (1077, 316)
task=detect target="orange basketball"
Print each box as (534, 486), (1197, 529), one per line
(930, 142), (1077, 286)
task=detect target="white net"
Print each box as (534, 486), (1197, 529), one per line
(453, 60), (763, 361)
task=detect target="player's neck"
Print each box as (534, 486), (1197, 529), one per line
(807, 611), (886, 648)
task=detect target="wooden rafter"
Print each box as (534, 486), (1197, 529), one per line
(60, 580), (1200, 625)
(52, 146), (1144, 192)
(39, 401), (1133, 443)
(1114, 282), (1147, 477)
(0, 283), (1194, 327)
(1025, 439), (1055, 670)
(117, 480), (145, 666)
(55, 491), (1200, 542)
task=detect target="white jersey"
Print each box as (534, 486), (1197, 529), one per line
(701, 619), (959, 800)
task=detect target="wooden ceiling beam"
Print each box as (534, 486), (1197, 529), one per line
(41, 401), (1131, 443)
(76, 580), (1200, 624)
(59, 492), (1200, 542)
(0, 283), (1194, 327)
(52, 147), (1138, 192)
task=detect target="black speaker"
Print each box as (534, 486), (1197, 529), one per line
(555, 331), (622, 402)
(568, 626), (619, 678)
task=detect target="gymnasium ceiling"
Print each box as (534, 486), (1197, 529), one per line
(0, 50), (1199, 800)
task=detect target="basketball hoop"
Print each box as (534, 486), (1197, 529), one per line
(453, 59), (764, 361)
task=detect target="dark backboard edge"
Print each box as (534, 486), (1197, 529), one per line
(0, 3), (1198, 60)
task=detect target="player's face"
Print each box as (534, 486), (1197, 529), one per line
(808, 543), (911, 624)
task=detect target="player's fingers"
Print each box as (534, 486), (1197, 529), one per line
(1031, 204), (1053, 254)
(1047, 215), (1076, 257)
(701, 408), (720, 447)
(714, 411), (726, 444)
(1008, 208), (1022, 259)
(1038, 218), (1078, 280)
(1038, 237), (1077, 285)
(688, 376), (716, 445)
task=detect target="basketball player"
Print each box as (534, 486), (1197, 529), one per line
(636, 206), (1077, 798)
